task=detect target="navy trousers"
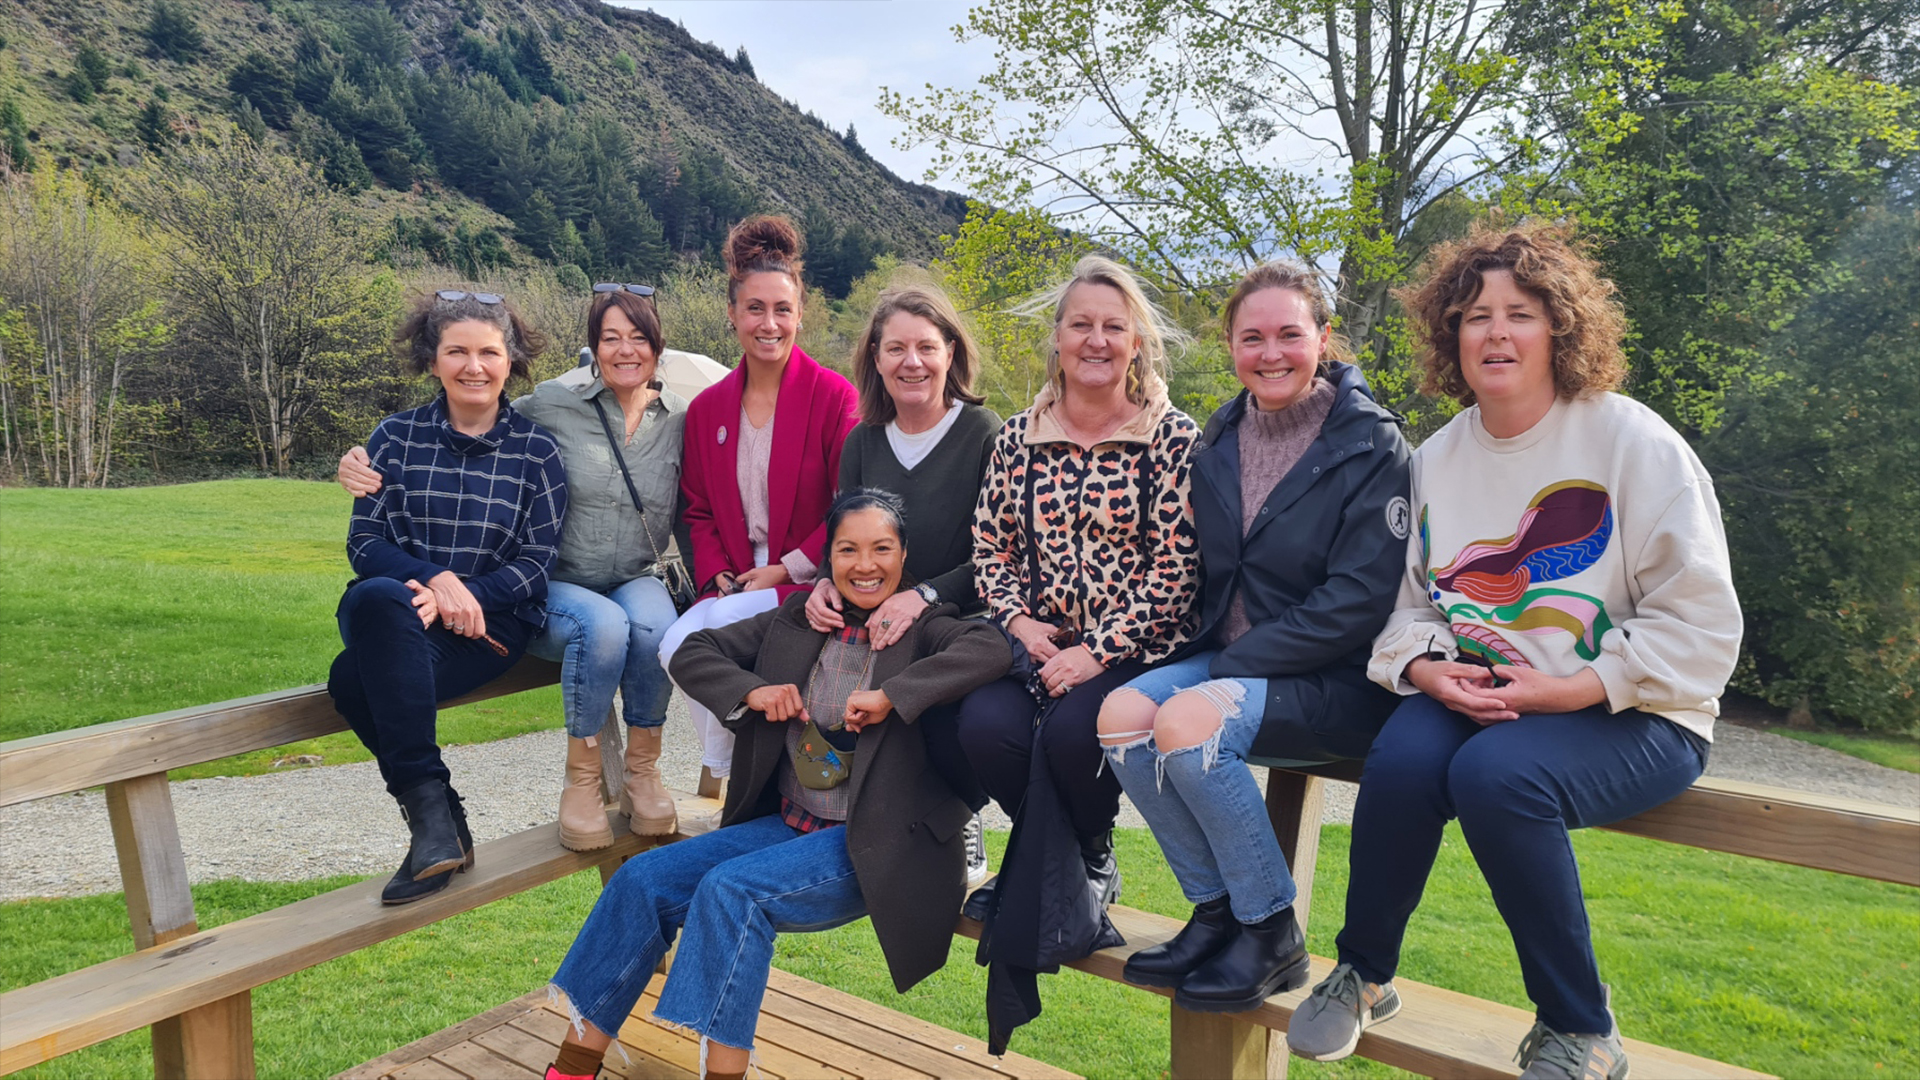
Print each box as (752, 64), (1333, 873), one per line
(1336, 693), (1705, 1034)
(328, 577), (530, 797)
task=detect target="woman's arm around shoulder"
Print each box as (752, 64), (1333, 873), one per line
(877, 609), (1014, 723)
(345, 415), (446, 585)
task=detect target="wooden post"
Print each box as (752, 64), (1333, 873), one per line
(696, 765), (724, 801)
(107, 773), (256, 1079)
(1169, 1005), (1266, 1080)
(1266, 769), (1329, 1079)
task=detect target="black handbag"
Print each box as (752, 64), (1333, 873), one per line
(589, 394), (696, 614)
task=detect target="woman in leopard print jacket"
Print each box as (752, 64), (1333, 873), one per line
(957, 255), (1200, 925)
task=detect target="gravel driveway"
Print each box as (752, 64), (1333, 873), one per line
(3, 699), (1913, 902)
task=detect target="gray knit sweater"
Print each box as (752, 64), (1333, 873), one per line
(1218, 377), (1337, 645)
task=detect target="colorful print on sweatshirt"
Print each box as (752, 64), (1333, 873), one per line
(1423, 480), (1616, 668)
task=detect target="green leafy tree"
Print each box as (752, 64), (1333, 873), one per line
(883, 0), (1536, 395)
(75, 43), (113, 91)
(122, 129), (389, 474)
(931, 202), (1088, 416)
(1699, 202), (1920, 730)
(64, 67), (96, 105)
(143, 0), (205, 63)
(135, 99), (172, 153)
(233, 96), (269, 143)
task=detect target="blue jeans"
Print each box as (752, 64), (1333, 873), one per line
(1102, 651), (1293, 923)
(328, 577), (530, 797)
(1337, 694), (1706, 1034)
(550, 814), (867, 1051)
(527, 577), (677, 737)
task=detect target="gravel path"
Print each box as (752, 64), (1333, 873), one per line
(4, 702), (1914, 901)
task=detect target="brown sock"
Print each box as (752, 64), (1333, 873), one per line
(550, 1040), (605, 1079)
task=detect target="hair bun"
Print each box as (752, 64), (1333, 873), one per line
(724, 214), (804, 280)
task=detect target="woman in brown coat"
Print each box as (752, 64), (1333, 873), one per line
(541, 488), (1012, 1080)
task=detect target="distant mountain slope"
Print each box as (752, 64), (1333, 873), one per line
(0, 0), (966, 288)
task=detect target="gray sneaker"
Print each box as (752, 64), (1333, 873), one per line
(962, 814), (989, 889)
(1515, 986), (1629, 1080)
(1285, 962), (1401, 1061)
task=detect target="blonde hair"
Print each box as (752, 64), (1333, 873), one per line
(1020, 255), (1184, 404)
(851, 285), (986, 426)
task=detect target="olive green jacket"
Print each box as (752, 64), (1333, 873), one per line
(515, 367), (689, 592)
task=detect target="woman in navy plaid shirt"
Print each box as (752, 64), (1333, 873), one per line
(328, 291), (568, 905)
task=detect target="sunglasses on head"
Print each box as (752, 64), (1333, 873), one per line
(593, 282), (657, 297)
(436, 290), (503, 304)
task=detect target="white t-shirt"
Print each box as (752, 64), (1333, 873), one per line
(885, 402), (965, 471)
(1368, 392), (1741, 741)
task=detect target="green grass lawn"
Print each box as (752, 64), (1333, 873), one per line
(0, 481), (563, 777)
(1770, 728), (1920, 775)
(3, 828), (1914, 1080)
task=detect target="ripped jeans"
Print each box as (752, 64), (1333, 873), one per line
(1100, 652), (1295, 924)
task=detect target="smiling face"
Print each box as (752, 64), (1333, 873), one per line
(595, 304), (658, 393)
(1458, 269), (1556, 412)
(433, 319), (511, 414)
(1055, 282), (1138, 396)
(829, 507), (907, 611)
(1232, 286), (1328, 411)
(875, 311), (953, 415)
(729, 271), (802, 368)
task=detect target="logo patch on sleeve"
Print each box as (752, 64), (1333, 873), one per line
(1386, 496), (1411, 540)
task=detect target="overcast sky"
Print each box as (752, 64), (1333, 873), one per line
(614, 1), (997, 192)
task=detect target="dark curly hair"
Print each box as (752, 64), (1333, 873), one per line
(1399, 223), (1629, 405)
(396, 291), (546, 383)
(723, 214), (805, 304)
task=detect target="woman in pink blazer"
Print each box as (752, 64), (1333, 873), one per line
(659, 215), (859, 783)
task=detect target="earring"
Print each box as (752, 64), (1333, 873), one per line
(589, 357), (602, 380)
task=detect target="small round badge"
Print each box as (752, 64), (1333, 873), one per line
(717, 426), (728, 445)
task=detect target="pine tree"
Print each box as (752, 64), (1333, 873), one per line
(136, 99), (172, 152)
(143, 0), (205, 63)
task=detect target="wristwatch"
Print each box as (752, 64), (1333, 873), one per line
(913, 582), (939, 605)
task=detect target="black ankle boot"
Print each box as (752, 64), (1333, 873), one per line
(1122, 896), (1237, 988)
(1173, 905), (1310, 1013)
(1080, 830), (1123, 907)
(397, 779), (465, 880)
(381, 786), (474, 906)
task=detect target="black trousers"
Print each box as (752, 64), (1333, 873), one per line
(954, 661), (1147, 839)
(328, 577), (530, 797)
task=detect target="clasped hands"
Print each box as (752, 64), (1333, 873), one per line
(1405, 656), (1607, 724)
(1008, 614), (1105, 697)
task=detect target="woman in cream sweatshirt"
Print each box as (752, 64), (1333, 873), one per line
(1286, 225), (1741, 1080)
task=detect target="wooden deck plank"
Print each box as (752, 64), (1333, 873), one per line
(957, 904), (1770, 1080)
(333, 992), (550, 1080)
(763, 968), (1076, 1079)
(430, 1040), (539, 1080)
(746, 1009), (937, 1080)
(522, 1004), (699, 1080)
(471, 1023), (565, 1077)
(635, 982), (850, 1080)
(756, 985), (1004, 1080)
(387, 1060), (468, 1080)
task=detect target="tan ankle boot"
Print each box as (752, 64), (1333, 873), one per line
(624, 726), (678, 836)
(558, 735), (614, 851)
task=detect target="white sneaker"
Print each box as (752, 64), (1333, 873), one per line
(963, 814), (989, 889)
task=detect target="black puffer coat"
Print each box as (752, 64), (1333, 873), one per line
(1184, 361), (1411, 761)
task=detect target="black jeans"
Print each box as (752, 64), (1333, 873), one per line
(328, 577), (530, 797)
(954, 662), (1146, 840)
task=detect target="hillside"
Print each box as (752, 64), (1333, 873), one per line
(0, 0), (967, 289)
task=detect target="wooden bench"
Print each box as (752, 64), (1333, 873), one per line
(949, 755), (1917, 1079)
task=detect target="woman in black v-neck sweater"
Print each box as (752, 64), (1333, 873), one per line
(837, 404), (1000, 610)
